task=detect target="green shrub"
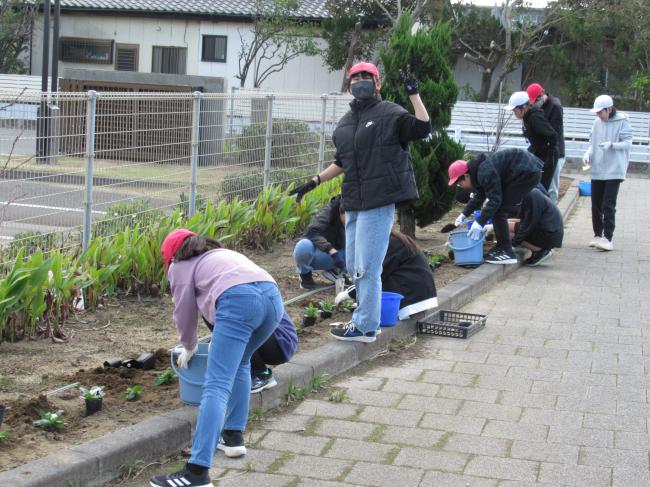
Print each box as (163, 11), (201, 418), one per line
(94, 200), (164, 238)
(218, 167), (315, 202)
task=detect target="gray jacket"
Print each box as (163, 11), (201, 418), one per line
(585, 111), (633, 180)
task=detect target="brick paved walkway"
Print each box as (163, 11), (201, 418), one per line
(210, 178), (650, 487)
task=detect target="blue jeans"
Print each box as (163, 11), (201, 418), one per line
(345, 204), (394, 333)
(549, 157), (565, 204)
(293, 238), (345, 274)
(189, 281), (283, 468)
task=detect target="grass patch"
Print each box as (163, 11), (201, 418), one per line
(266, 451), (294, 474)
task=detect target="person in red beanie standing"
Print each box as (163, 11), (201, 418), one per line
(151, 229), (284, 487)
(289, 62), (431, 343)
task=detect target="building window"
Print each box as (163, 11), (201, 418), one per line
(115, 44), (139, 71)
(59, 37), (113, 64)
(202, 35), (227, 62)
(152, 46), (187, 74)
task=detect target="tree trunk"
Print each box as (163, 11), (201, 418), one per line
(478, 70), (492, 102)
(398, 208), (416, 238)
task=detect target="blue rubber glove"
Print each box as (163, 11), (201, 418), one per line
(467, 221), (484, 240)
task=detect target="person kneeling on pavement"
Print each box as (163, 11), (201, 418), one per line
(508, 188), (564, 266)
(293, 194), (346, 289)
(447, 148), (543, 265)
(335, 230), (436, 312)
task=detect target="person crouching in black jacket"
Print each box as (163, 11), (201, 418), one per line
(508, 188), (564, 266)
(505, 91), (558, 191)
(293, 195), (346, 290)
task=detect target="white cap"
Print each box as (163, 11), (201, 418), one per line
(504, 91), (530, 110)
(590, 94), (613, 113)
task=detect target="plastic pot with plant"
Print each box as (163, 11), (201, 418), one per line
(80, 385), (105, 416)
(319, 300), (335, 319)
(338, 300), (355, 313)
(303, 303), (319, 327)
(124, 384), (143, 401)
(33, 410), (65, 431)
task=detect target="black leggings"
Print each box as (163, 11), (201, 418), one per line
(591, 179), (622, 241)
(250, 334), (287, 374)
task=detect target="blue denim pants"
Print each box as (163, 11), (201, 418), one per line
(293, 238), (345, 274)
(189, 281), (283, 468)
(345, 204), (394, 333)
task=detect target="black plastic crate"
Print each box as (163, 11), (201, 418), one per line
(417, 310), (487, 339)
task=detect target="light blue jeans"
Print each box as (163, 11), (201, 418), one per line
(345, 204), (394, 333)
(293, 238), (345, 274)
(549, 157), (565, 204)
(189, 281), (283, 468)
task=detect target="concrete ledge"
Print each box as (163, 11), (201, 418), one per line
(0, 183), (581, 487)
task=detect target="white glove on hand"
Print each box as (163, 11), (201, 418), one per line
(176, 345), (198, 368)
(599, 141), (613, 150)
(334, 285), (356, 306)
(454, 213), (467, 227)
(467, 221), (484, 240)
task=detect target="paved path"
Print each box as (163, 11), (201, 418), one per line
(205, 178), (649, 486)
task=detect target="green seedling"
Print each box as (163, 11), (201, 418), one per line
(328, 389), (349, 403)
(124, 384), (143, 401)
(294, 325), (304, 335)
(304, 303), (319, 318)
(338, 300), (355, 312)
(319, 301), (335, 313)
(427, 253), (447, 268)
(80, 385), (105, 400)
(0, 431), (8, 442)
(33, 409), (65, 430)
(154, 368), (177, 386)
(310, 371), (330, 391)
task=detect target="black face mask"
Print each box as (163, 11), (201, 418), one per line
(351, 80), (375, 100)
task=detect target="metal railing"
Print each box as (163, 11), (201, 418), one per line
(0, 89), (352, 271)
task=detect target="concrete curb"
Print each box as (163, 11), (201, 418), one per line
(0, 182), (581, 487)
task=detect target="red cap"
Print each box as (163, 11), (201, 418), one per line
(448, 160), (469, 186)
(161, 229), (196, 269)
(348, 62), (380, 78)
(526, 83), (544, 103)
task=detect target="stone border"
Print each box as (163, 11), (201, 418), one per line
(0, 181), (580, 487)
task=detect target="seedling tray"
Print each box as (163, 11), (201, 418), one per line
(417, 310), (486, 339)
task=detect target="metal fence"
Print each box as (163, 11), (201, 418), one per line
(0, 89), (352, 271)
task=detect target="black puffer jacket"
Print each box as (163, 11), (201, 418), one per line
(522, 106), (558, 164)
(303, 195), (345, 253)
(512, 188), (564, 247)
(463, 149), (544, 226)
(332, 97), (431, 211)
(541, 95), (565, 158)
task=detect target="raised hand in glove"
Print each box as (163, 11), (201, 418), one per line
(599, 141), (613, 150)
(467, 221), (485, 240)
(289, 179), (317, 203)
(454, 213), (467, 227)
(175, 344), (198, 369)
(331, 251), (346, 270)
(399, 64), (419, 96)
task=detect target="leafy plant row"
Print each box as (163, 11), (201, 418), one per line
(0, 180), (340, 343)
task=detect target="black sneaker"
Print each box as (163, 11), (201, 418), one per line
(150, 466), (211, 487)
(299, 272), (317, 290)
(251, 372), (277, 394)
(330, 321), (376, 343)
(525, 248), (554, 266)
(485, 249), (518, 265)
(217, 429), (247, 458)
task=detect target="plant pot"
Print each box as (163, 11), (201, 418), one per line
(319, 310), (332, 319)
(85, 398), (103, 416)
(302, 316), (317, 327)
(0, 405), (5, 427)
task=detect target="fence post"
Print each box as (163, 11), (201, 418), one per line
(228, 85), (236, 138)
(189, 91), (202, 217)
(82, 90), (97, 251)
(263, 94), (274, 187)
(318, 95), (328, 172)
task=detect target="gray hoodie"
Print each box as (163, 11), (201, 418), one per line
(584, 111), (633, 180)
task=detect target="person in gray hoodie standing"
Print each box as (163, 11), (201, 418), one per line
(583, 94), (633, 251)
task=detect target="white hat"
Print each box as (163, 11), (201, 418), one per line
(590, 94), (613, 113)
(504, 91), (530, 110)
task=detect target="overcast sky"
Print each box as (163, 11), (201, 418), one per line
(457, 0), (550, 7)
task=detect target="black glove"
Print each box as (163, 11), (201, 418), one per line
(331, 251), (346, 270)
(289, 179), (317, 203)
(399, 64), (419, 96)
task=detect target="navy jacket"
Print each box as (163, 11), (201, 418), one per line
(304, 195), (345, 253)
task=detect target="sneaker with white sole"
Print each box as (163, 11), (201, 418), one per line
(217, 429), (247, 458)
(150, 465), (211, 487)
(589, 236), (604, 248)
(594, 238), (613, 251)
(485, 249), (518, 265)
(330, 321), (376, 343)
(525, 248), (554, 266)
(251, 371), (277, 394)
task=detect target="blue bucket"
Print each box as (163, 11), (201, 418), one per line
(448, 229), (484, 265)
(380, 291), (404, 327)
(170, 343), (209, 406)
(579, 181), (591, 196)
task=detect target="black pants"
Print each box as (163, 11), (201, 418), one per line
(250, 334), (287, 375)
(591, 179), (622, 241)
(494, 171), (543, 252)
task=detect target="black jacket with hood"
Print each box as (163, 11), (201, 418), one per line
(462, 149), (544, 226)
(303, 195), (345, 253)
(332, 97), (431, 211)
(522, 106), (558, 164)
(512, 188), (564, 247)
(541, 94), (565, 158)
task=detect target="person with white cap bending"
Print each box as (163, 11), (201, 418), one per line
(583, 94), (633, 251)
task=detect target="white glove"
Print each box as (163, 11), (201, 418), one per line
(175, 345), (198, 368)
(599, 141), (612, 150)
(467, 221), (484, 240)
(334, 285), (356, 305)
(454, 213), (467, 227)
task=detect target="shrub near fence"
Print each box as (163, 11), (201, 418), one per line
(0, 180), (341, 343)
